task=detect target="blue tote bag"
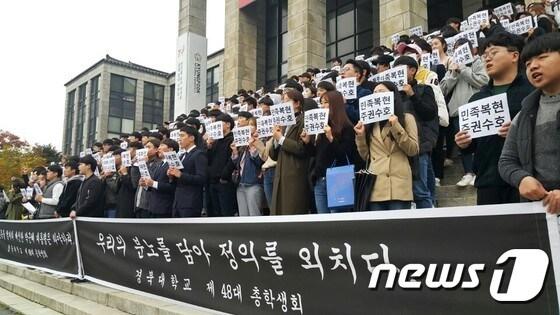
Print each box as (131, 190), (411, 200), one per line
(326, 157), (355, 208)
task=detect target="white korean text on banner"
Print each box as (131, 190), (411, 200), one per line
(336, 77), (358, 100)
(304, 109), (329, 135)
(233, 126), (252, 147)
(359, 92), (394, 125)
(369, 65), (408, 90)
(458, 93), (511, 139)
(271, 102), (296, 127)
(207, 121), (224, 140)
(257, 116), (274, 138)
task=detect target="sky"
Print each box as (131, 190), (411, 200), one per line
(0, 0), (225, 151)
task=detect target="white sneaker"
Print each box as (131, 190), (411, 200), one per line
(435, 178), (441, 187)
(456, 174), (474, 187)
(469, 175), (476, 186)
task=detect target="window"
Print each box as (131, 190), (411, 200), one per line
(87, 76), (100, 147)
(143, 81), (164, 129)
(169, 84), (175, 121)
(326, 0), (379, 63)
(206, 67), (219, 104)
(75, 83), (87, 152)
(109, 74), (136, 135)
(64, 90), (75, 154)
(265, 0), (288, 88)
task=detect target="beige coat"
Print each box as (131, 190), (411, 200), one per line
(356, 113), (419, 202)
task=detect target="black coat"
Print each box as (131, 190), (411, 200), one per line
(172, 148), (208, 216)
(57, 176), (82, 217)
(207, 132), (234, 183)
(402, 82), (439, 154)
(463, 74), (534, 188)
(147, 161), (176, 216)
(307, 124), (356, 182)
(116, 167), (137, 218)
(74, 174), (104, 217)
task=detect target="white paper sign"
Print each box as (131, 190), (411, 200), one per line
(207, 121), (224, 140)
(468, 10), (489, 29)
(391, 33), (401, 44)
(431, 50), (441, 66)
(271, 102), (296, 127)
(94, 168), (100, 177)
(494, 3), (514, 17)
(22, 202), (37, 215)
(460, 20), (471, 32)
(500, 19), (510, 28)
(163, 151), (184, 169)
(170, 130), (180, 142)
(453, 43), (475, 65)
(250, 108), (263, 118)
(507, 16), (533, 35)
(33, 183), (42, 196)
(256, 116), (274, 138)
(369, 65), (408, 90)
(304, 108), (329, 135)
(409, 25), (423, 37)
(120, 142), (128, 150)
(121, 151), (132, 168)
(454, 29), (479, 48)
(420, 53), (431, 68)
(137, 161), (152, 179)
(232, 126), (252, 147)
(25, 187), (34, 200)
(136, 149), (148, 162)
(358, 92), (394, 125)
(458, 93), (511, 139)
(240, 104), (248, 112)
(102, 156), (117, 173)
(79, 152), (85, 158)
(336, 77), (358, 100)
(85, 148), (93, 155)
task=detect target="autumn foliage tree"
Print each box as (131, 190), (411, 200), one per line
(0, 130), (52, 189)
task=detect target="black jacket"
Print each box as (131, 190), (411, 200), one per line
(207, 132), (234, 183)
(74, 174), (104, 217)
(401, 81), (439, 154)
(463, 74), (534, 188)
(307, 124), (356, 182)
(57, 176), (82, 217)
(173, 148), (208, 215)
(147, 160), (176, 216)
(116, 167), (137, 218)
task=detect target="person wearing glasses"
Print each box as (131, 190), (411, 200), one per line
(340, 59), (373, 125)
(455, 32), (534, 205)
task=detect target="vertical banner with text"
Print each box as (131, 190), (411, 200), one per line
(175, 31), (208, 117)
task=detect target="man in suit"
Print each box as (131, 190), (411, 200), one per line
(142, 139), (177, 218)
(168, 126), (208, 217)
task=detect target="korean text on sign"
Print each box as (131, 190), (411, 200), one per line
(458, 93), (511, 139)
(163, 151), (184, 170)
(369, 65), (408, 91)
(208, 121), (224, 140)
(506, 16), (533, 35)
(271, 102), (296, 127)
(336, 77), (358, 100)
(257, 116), (274, 138)
(304, 108), (329, 135)
(358, 92), (394, 125)
(453, 42), (474, 65)
(233, 126), (252, 147)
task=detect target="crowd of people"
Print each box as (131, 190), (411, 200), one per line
(1, 1), (559, 220)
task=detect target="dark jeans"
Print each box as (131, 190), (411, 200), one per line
(263, 168), (275, 209)
(413, 153), (436, 208)
(451, 116), (473, 173)
(432, 126), (447, 179)
(150, 212), (170, 218)
(135, 208), (150, 218)
(173, 208), (202, 218)
(208, 181), (236, 217)
(477, 186), (520, 205)
(368, 201), (412, 211)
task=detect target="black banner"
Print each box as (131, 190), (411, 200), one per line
(75, 203), (560, 315)
(0, 218), (79, 276)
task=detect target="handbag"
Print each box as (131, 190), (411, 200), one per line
(353, 156), (377, 211)
(326, 156), (355, 209)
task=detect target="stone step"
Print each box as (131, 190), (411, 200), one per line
(0, 286), (62, 315)
(0, 263), (214, 315)
(436, 185), (477, 199)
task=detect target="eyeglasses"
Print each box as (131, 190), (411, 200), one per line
(341, 66), (352, 73)
(482, 48), (515, 60)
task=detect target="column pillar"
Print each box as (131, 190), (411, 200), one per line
(379, 0), (428, 46)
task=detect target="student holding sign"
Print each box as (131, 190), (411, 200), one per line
(499, 33), (560, 214)
(5, 179), (26, 220)
(455, 32), (533, 205)
(71, 156), (104, 218)
(269, 89), (311, 215)
(354, 82), (419, 211)
(35, 165), (64, 219)
(340, 59), (373, 124)
(115, 142), (143, 218)
(300, 91), (356, 213)
(440, 38), (489, 187)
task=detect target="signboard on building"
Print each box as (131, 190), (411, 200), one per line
(175, 32), (208, 118)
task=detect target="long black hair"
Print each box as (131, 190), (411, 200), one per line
(365, 81), (407, 148)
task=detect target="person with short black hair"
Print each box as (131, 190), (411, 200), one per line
(128, 132), (142, 144)
(499, 32), (560, 214)
(446, 17), (461, 32)
(35, 165), (64, 219)
(332, 57), (343, 68)
(142, 139), (177, 218)
(168, 126), (208, 217)
(71, 156), (104, 218)
(92, 142), (103, 153)
(57, 160), (83, 218)
(299, 72), (312, 85)
(341, 59), (373, 124)
(5, 178), (26, 220)
(375, 54), (394, 74)
(102, 139), (113, 154)
(316, 81), (336, 98)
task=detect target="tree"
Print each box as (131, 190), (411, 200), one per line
(32, 144), (62, 164)
(0, 130), (47, 189)
(0, 130), (28, 149)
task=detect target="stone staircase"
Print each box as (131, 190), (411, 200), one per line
(435, 158), (477, 208)
(0, 263), (215, 315)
